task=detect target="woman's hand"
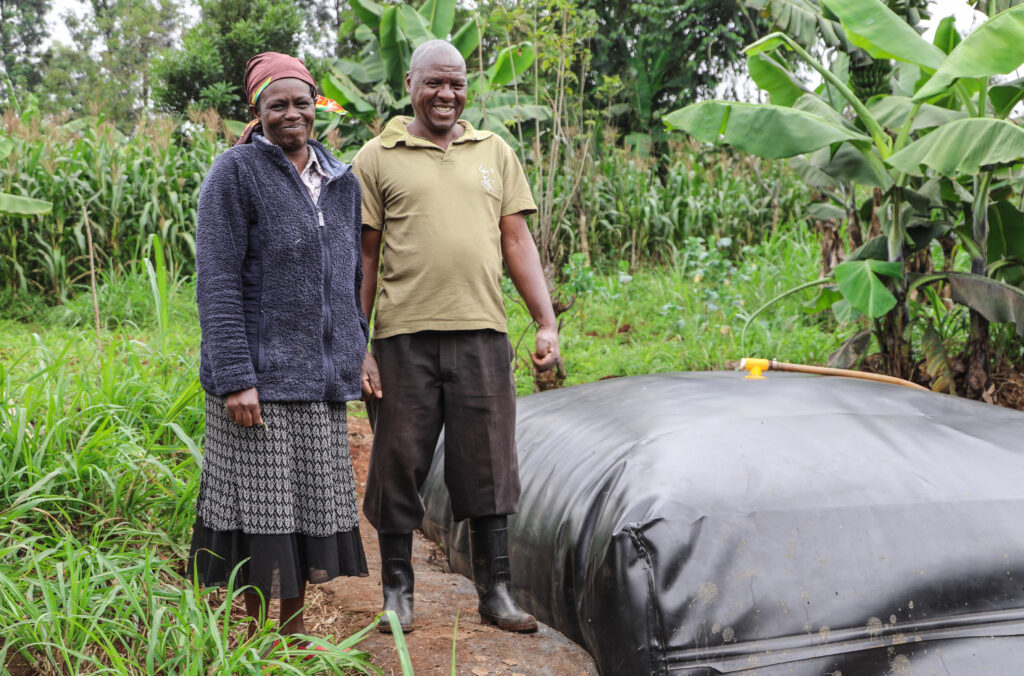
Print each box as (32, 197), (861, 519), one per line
(225, 387), (263, 427)
(361, 353), (383, 401)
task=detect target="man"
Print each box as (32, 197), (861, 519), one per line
(352, 39), (559, 634)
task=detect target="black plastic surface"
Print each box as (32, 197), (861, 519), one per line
(419, 372), (1024, 674)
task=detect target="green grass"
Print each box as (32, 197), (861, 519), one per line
(507, 227), (849, 394)
(0, 317), (380, 674)
(0, 227), (846, 673)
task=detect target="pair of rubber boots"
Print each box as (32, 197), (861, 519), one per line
(377, 515), (537, 633)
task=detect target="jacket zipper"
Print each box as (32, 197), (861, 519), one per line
(318, 206), (336, 398)
(257, 308), (267, 371)
(285, 147), (342, 399)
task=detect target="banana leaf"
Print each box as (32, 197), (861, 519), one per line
(460, 107), (514, 143)
(919, 271), (1024, 336)
(743, 0), (849, 50)
(988, 201), (1024, 287)
(418, 0), (455, 39)
(331, 58), (372, 85)
(822, 0), (945, 69)
(793, 93), (858, 130)
(486, 103), (552, 124)
(663, 101), (870, 159)
(807, 202), (846, 220)
(358, 49), (387, 85)
(323, 73), (375, 115)
(990, 76), (1024, 118)
(827, 328), (871, 368)
(914, 5), (1024, 101)
(807, 142), (892, 188)
(867, 95), (966, 132)
(973, 0), (1024, 16)
(452, 17), (480, 59)
(487, 43), (536, 87)
(350, 0), (383, 30)
(788, 156), (841, 188)
(379, 6), (409, 93)
(932, 15), (962, 55)
(398, 5), (434, 47)
(849, 220), (950, 262)
(747, 53), (808, 107)
(0, 193), (53, 216)
(886, 117), (1024, 177)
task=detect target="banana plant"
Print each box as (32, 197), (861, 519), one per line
(666, 0), (1024, 389)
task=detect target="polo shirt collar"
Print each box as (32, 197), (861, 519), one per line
(379, 115), (493, 149)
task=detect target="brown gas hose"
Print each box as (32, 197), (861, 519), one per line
(739, 358), (929, 391)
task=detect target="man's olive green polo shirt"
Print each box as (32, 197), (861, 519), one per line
(353, 116), (537, 339)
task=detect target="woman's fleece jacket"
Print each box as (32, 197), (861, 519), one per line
(196, 137), (367, 402)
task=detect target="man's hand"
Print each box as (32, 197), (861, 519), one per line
(500, 212), (561, 373)
(531, 325), (561, 371)
(361, 352), (383, 400)
(225, 387), (263, 427)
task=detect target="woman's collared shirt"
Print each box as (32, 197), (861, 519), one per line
(255, 135), (328, 203)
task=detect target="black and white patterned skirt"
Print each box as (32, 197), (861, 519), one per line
(187, 395), (367, 599)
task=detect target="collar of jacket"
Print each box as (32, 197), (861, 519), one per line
(378, 115), (493, 149)
(251, 133), (352, 179)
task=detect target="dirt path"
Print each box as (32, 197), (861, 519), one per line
(300, 416), (598, 676)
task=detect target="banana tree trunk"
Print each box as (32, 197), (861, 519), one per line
(964, 172), (994, 399)
(877, 188), (913, 379)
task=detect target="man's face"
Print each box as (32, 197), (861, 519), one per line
(406, 51), (467, 137)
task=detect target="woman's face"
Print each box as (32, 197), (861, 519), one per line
(252, 78), (314, 153)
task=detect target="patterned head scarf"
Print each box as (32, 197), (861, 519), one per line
(236, 52), (346, 146)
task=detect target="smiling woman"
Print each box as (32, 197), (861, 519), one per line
(250, 78), (316, 166)
(186, 51), (369, 652)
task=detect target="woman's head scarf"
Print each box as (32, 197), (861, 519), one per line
(236, 52), (345, 146)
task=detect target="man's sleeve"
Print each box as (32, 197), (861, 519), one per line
(352, 143), (384, 230)
(500, 140), (538, 217)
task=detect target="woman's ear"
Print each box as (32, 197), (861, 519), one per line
(249, 103), (260, 120)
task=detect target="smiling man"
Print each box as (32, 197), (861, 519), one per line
(352, 39), (559, 635)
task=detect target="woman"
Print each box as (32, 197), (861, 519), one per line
(188, 52), (368, 641)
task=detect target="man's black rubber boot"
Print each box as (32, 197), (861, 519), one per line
(378, 532), (415, 633)
(469, 515), (538, 633)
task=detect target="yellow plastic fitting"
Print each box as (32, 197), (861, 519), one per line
(740, 357), (770, 380)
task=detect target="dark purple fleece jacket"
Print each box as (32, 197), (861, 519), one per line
(196, 137), (367, 402)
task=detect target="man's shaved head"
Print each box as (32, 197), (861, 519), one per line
(409, 40), (465, 77)
(405, 39), (467, 142)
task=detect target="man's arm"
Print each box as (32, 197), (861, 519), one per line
(360, 226), (384, 399)
(499, 212), (560, 371)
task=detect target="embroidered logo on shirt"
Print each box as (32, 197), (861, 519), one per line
(479, 164), (497, 194)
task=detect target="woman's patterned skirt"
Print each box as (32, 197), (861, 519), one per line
(187, 394), (367, 599)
